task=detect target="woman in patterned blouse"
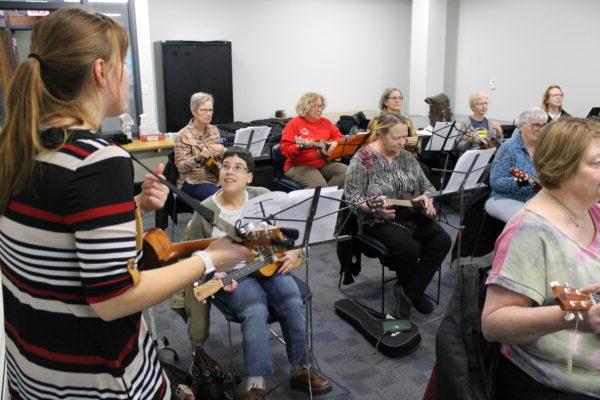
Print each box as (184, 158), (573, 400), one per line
(174, 92), (225, 201)
(344, 112), (451, 320)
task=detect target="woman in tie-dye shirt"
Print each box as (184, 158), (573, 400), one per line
(482, 118), (600, 399)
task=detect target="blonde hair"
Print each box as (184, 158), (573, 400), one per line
(0, 8), (128, 215)
(469, 92), (488, 110)
(534, 117), (600, 189)
(540, 85), (563, 112)
(369, 112), (406, 142)
(295, 92), (326, 117)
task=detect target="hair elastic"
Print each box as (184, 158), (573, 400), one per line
(28, 53), (44, 66)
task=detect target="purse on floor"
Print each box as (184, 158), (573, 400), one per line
(190, 347), (226, 400)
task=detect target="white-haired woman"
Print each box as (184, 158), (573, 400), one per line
(280, 92), (347, 188)
(174, 92), (225, 201)
(455, 92), (503, 154)
(485, 107), (547, 222)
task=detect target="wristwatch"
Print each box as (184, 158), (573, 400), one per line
(192, 250), (216, 281)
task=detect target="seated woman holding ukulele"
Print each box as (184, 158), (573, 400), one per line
(174, 92), (225, 201)
(183, 147), (331, 400)
(280, 92), (348, 188)
(482, 117), (600, 399)
(344, 112), (451, 319)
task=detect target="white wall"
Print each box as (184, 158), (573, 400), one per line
(145, 0), (412, 123)
(447, 0), (600, 121)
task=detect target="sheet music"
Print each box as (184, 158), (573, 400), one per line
(442, 148), (495, 194)
(241, 187), (343, 245)
(424, 121), (458, 151)
(233, 126), (271, 157)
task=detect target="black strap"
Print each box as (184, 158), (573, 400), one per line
(125, 148), (243, 242)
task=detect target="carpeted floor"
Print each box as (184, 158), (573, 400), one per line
(143, 207), (461, 400)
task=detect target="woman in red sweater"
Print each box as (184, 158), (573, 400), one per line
(280, 92), (348, 188)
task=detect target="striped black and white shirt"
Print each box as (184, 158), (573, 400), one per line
(0, 130), (169, 400)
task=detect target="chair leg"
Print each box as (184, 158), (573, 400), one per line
(227, 320), (237, 399)
(381, 264), (385, 315)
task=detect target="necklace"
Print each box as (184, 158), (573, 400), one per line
(546, 191), (587, 229)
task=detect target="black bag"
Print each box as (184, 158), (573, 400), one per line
(190, 347), (227, 400)
(334, 299), (421, 357)
(435, 265), (499, 400)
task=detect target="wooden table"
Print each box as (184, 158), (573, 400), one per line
(123, 139), (174, 182)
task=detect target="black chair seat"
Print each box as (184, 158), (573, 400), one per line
(271, 143), (303, 192)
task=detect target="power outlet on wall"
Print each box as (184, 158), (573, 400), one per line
(489, 79), (496, 90)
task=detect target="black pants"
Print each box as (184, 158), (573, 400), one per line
(363, 218), (451, 300)
(495, 355), (596, 400)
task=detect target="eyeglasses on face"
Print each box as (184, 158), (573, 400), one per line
(549, 93), (564, 98)
(312, 103), (325, 110)
(198, 108), (214, 113)
(528, 123), (547, 131)
(219, 163), (248, 173)
(474, 102), (488, 107)
(387, 96), (404, 101)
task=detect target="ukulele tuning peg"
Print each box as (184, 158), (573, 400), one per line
(564, 312), (576, 322)
(577, 312), (585, 322)
(259, 221), (269, 230)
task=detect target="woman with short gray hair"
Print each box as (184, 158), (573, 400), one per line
(485, 107), (547, 222)
(454, 91), (503, 154)
(174, 91), (224, 201)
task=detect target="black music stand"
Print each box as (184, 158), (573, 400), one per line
(241, 187), (355, 399)
(431, 148), (496, 262)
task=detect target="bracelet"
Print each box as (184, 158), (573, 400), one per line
(192, 250), (216, 281)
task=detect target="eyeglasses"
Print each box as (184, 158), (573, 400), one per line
(474, 102), (488, 106)
(549, 93), (564, 98)
(198, 108), (214, 113)
(219, 163), (248, 173)
(387, 96), (404, 101)
(528, 123), (547, 131)
(312, 103), (325, 110)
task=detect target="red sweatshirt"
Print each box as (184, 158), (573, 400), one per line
(280, 116), (345, 172)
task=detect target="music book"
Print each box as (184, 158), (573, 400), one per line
(424, 121), (459, 151)
(233, 126), (271, 157)
(240, 187), (344, 245)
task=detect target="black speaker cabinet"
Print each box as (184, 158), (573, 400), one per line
(155, 41), (233, 132)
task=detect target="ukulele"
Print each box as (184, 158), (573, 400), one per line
(551, 281), (600, 321)
(366, 196), (436, 221)
(510, 167), (541, 192)
(204, 157), (220, 176)
(193, 253), (302, 302)
(193, 230), (303, 302)
(294, 136), (332, 158)
(141, 226), (297, 270)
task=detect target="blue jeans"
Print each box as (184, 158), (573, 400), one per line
(214, 273), (306, 376)
(181, 182), (219, 202)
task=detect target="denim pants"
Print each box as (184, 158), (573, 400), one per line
(214, 273), (306, 376)
(181, 181), (219, 202)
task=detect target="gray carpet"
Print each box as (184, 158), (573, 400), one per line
(143, 208), (461, 400)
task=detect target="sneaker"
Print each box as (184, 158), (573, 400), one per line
(413, 296), (435, 315)
(393, 283), (412, 319)
(244, 387), (266, 400)
(289, 366), (332, 395)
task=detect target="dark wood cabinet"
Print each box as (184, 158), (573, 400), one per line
(155, 41), (233, 132)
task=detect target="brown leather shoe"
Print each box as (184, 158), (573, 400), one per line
(289, 366), (333, 395)
(243, 387), (266, 400)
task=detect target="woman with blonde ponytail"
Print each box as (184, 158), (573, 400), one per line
(0, 9), (252, 399)
(344, 112), (451, 321)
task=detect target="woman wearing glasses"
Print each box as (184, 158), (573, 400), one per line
(174, 92), (225, 201)
(280, 92), (347, 188)
(369, 88), (420, 157)
(485, 107), (547, 222)
(454, 91), (503, 154)
(541, 85), (570, 123)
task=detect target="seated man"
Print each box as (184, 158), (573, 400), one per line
(486, 107), (547, 222)
(183, 146), (332, 400)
